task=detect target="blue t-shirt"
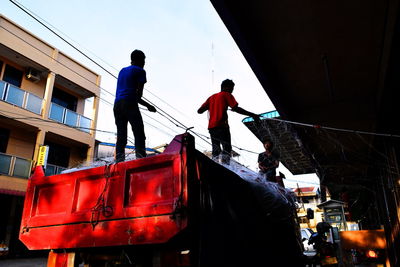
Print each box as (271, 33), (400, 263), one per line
(115, 65), (147, 103)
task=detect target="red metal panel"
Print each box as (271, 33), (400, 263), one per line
(21, 215), (185, 249)
(20, 135), (190, 250)
(32, 180), (74, 216)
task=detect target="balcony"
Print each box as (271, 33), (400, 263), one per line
(0, 80), (43, 115)
(45, 163), (67, 176)
(0, 152), (33, 179)
(48, 102), (91, 133)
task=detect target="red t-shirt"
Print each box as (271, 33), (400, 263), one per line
(200, 91), (238, 129)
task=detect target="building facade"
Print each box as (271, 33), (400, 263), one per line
(293, 186), (325, 230)
(0, 15), (100, 256)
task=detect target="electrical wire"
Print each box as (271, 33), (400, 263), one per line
(0, 25), (197, 146)
(3, 22), (216, 154)
(4, 2), (261, 157)
(8, 0), (120, 75)
(10, 0), (400, 185)
(266, 117), (400, 139)
(0, 109), (168, 160)
(9, 0), (119, 79)
(0, 109), (115, 134)
(8, 0), (335, 176)
(12, 0), (397, 193)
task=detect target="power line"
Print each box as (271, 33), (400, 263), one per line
(267, 117), (400, 139)
(11, 0), (120, 74)
(1, 23), (201, 145)
(143, 89), (251, 150)
(0, 25), (194, 142)
(144, 88), (194, 121)
(0, 25), (112, 102)
(13, 0), (360, 177)
(9, 0), (119, 79)
(6, 1), (209, 132)
(5, 2), (262, 158)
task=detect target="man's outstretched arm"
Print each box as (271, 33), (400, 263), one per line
(232, 106), (260, 123)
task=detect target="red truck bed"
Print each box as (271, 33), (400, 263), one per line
(20, 134), (190, 250)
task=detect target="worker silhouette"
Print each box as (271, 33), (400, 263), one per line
(114, 50), (156, 162)
(258, 138), (279, 182)
(198, 79), (260, 163)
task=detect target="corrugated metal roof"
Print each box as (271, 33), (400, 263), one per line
(243, 111), (316, 175)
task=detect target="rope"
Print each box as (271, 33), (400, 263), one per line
(90, 164), (114, 230)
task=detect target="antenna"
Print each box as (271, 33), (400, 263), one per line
(211, 41), (215, 89)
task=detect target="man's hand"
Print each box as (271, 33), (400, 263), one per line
(147, 104), (156, 112)
(252, 114), (261, 124)
(197, 107), (206, 114)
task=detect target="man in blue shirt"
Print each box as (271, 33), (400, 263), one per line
(114, 50), (156, 162)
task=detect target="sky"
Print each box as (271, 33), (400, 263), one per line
(1, 0), (319, 188)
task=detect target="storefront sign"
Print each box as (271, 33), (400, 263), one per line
(37, 145), (49, 166)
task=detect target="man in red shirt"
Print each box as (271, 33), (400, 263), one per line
(198, 79), (260, 163)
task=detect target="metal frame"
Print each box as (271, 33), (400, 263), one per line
(25, 92), (43, 115)
(0, 152), (32, 178)
(5, 84), (25, 108)
(0, 80), (7, 100)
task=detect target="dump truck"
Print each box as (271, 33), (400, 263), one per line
(19, 133), (304, 267)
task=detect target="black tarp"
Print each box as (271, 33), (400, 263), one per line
(194, 152), (305, 267)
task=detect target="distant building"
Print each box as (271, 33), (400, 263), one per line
(0, 15), (100, 255)
(292, 186), (330, 230)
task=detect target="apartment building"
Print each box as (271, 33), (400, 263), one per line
(0, 15), (100, 255)
(293, 186), (326, 230)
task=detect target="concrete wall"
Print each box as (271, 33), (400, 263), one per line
(6, 130), (36, 159)
(0, 55), (47, 97)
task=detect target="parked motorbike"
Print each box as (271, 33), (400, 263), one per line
(307, 222), (338, 267)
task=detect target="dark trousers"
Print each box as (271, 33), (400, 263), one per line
(209, 127), (232, 162)
(114, 99), (146, 161)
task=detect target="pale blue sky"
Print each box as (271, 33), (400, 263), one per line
(1, 0), (318, 187)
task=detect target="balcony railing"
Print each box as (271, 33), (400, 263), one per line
(0, 152), (33, 179)
(48, 102), (92, 133)
(45, 164), (67, 176)
(0, 80), (43, 115)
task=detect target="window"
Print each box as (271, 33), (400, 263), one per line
(51, 87), (77, 112)
(0, 128), (10, 153)
(44, 141), (70, 168)
(3, 65), (23, 88)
